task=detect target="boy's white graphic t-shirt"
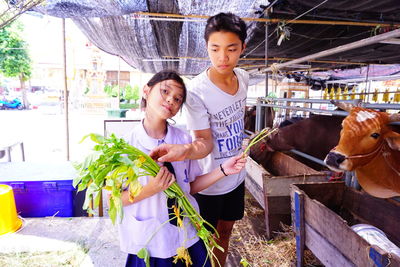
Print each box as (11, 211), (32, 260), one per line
(118, 122), (202, 258)
(184, 68), (249, 195)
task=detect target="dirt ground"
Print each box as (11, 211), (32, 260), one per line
(228, 191), (321, 267)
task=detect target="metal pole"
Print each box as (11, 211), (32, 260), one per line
(255, 98), (262, 132)
(365, 64), (370, 102)
(325, 74), (400, 84)
(290, 149), (327, 166)
(62, 18), (70, 161)
(260, 28), (400, 73)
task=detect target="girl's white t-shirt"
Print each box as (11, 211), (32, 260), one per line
(118, 121), (202, 258)
(183, 68), (249, 195)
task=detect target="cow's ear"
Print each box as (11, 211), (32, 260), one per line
(385, 131), (400, 151)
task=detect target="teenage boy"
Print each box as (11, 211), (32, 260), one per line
(150, 13), (248, 266)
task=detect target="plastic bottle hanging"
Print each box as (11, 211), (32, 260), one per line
(350, 86), (356, 100)
(372, 88), (378, 102)
(394, 88), (400, 103)
(360, 89), (365, 101)
(382, 88), (390, 103)
(342, 86), (348, 100)
(329, 86), (335, 100)
(323, 87), (328, 100)
(335, 87), (341, 100)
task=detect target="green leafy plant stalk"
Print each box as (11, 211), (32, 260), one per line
(73, 133), (222, 266)
(243, 128), (278, 155)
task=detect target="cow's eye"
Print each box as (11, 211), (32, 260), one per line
(370, 133), (380, 139)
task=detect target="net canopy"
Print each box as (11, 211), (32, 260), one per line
(33, 0), (400, 84)
(34, 0), (264, 82)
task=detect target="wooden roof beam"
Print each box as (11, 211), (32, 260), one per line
(134, 12), (400, 27)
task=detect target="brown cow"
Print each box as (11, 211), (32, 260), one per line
(250, 114), (344, 170)
(325, 101), (400, 198)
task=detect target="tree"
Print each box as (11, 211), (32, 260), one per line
(104, 84), (119, 97)
(124, 84), (140, 105)
(0, 23), (32, 108)
(0, 0), (46, 29)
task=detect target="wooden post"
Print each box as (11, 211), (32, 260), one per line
(294, 191), (305, 267)
(263, 185), (271, 240)
(264, 15), (269, 97)
(62, 18), (70, 161)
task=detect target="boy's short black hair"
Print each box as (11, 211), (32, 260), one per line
(204, 12), (247, 45)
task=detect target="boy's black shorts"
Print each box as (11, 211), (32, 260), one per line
(194, 181), (245, 230)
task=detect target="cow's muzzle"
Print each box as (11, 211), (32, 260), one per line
(325, 152), (346, 169)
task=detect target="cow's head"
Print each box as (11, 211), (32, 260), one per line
(324, 101), (400, 172)
(249, 128), (278, 166)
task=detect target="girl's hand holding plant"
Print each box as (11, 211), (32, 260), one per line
(121, 167), (175, 206)
(148, 167), (176, 194)
(221, 153), (247, 176)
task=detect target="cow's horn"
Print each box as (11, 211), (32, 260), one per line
(389, 113), (400, 122)
(330, 100), (353, 112)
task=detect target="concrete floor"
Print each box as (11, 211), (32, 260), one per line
(0, 217), (126, 267)
(0, 217), (242, 267)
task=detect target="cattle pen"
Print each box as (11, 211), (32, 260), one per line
(291, 182), (400, 267)
(246, 96), (400, 187)
(245, 95), (400, 266)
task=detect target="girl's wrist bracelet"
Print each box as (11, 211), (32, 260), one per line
(220, 164), (228, 176)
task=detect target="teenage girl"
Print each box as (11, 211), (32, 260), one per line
(118, 70), (246, 267)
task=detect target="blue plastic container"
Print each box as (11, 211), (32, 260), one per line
(0, 162), (77, 217)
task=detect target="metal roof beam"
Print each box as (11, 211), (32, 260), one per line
(253, 28), (400, 74)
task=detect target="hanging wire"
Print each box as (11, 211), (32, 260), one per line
(242, 0), (280, 59)
(243, 0), (329, 59)
(291, 29), (371, 41)
(287, 0), (329, 23)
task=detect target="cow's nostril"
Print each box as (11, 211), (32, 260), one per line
(325, 152), (346, 168)
(336, 154), (345, 164)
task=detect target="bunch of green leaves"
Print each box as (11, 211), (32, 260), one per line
(74, 133), (222, 266)
(73, 133), (158, 223)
